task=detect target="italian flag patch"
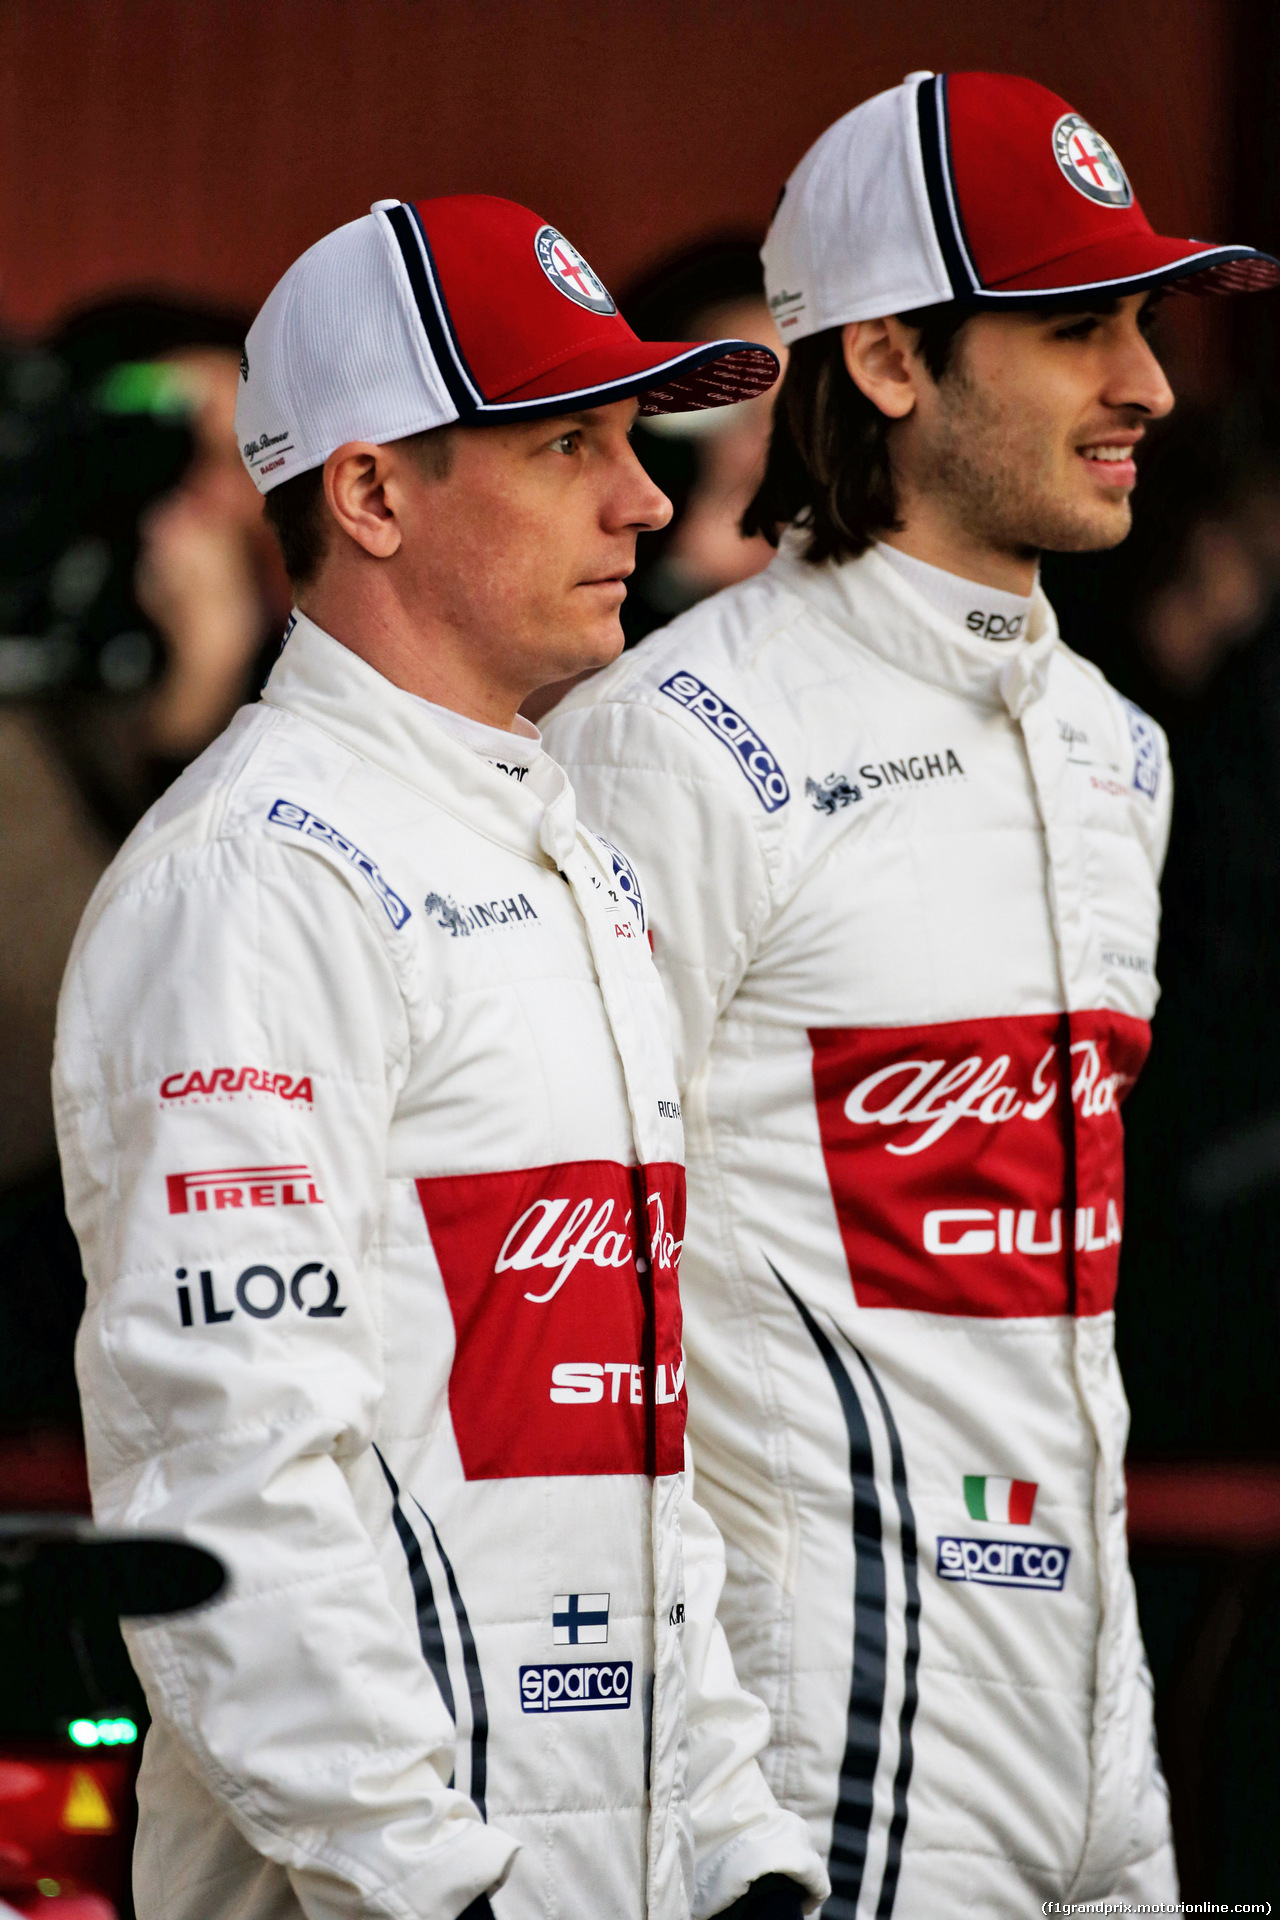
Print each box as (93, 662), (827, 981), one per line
(964, 1476), (1037, 1525)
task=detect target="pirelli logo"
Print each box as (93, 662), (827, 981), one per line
(166, 1164), (324, 1214)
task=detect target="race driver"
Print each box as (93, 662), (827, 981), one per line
(543, 76), (1279, 1914)
(53, 196), (828, 1920)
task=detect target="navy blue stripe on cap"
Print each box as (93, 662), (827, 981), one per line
(915, 74), (977, 298)
(384, 202), (483, 417)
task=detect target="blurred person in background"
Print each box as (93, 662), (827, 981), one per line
(545, 72), (1278, 1915)
(0, 298), (289, 1462)
(54, 195), (826, 1920)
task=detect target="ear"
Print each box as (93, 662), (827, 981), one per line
(323, 442), (403, 560)
(842, 318), (924, 421)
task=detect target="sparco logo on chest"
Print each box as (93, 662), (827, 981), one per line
(809, 1011), (1152, 1319)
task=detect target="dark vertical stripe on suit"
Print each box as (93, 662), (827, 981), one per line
(768, 1260), (886, 1917)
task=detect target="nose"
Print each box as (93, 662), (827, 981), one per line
(1105, 318), (1175, 421)
(606, 432), (673, 536)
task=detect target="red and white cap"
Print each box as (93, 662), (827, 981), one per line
(236, 194), (780, 493)
(763, 71), (1280, 342)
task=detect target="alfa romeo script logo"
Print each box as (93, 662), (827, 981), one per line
(1051, 114), (1132, 208)
(534, 226), (616, 315)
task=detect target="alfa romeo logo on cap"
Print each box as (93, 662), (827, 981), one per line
(534, 226), (616, 316)
(1052, 114), (1133, 209)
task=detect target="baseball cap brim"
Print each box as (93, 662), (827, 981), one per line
(480, 337), (781, 420)
(979, 229), (1280, 303)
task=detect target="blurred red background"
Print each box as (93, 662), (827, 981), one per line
(0, 0), (1250, 391)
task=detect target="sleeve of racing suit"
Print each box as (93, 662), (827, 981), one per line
(543, 697), (773, 1085)
(53, 834), (517, 1920)
(679, 1453), (829, 1917)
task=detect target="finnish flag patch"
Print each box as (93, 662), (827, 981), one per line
(553, 1592), (609, 1645)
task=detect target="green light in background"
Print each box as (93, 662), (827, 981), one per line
(67, 1716), (138, 1747)
(94, 361), (194, 418)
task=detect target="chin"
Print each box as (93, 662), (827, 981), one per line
(1030, 498), (1134, 555)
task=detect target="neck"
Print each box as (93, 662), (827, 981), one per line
(299, 570), (526, 732)
(878, 505), (1039, 597)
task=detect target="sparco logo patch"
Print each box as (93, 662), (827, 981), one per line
(160, 1067), (313, 1106)
(533, 226), (616, 316)
(520, 1660), (632, 1712)
(936, 1536), (1070, 1592)
(167, 1164), (323, 1214)
(1051, 113), (1132, 209)
(659, 672), (789, 812)
(1123, 699), (1160, 799)
(268, 799), (411, 928)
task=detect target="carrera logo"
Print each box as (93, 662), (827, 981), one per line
(160, 1067), (313, 1106)
(659, 672), (790, 813)
(533, 225), (616, 317)
(418, 1161), (686, 1481)
(520, 1660), (632, 1713)
(166, 1164), (323, 1214)
(810, 1011), (1151, 1318)
(268, 799), (411, 929)
(936, 1536), (1070, 1592)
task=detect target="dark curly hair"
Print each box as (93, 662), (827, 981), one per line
(742, 303), (973, 566)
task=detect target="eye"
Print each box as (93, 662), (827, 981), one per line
(548, 430), (580, 455)
(1053, 316), (1100, 342)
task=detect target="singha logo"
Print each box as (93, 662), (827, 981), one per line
(424, 892), (472, 938)
(806, 771), (862, 814)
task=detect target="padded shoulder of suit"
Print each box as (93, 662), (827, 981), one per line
(550, 567), (817, 825)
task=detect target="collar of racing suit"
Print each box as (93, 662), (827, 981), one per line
(262, 608), (579, 870)
(767, 529), (1061, 720)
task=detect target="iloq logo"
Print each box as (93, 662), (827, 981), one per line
(936, 1536), (1070, 1592)
(519, 1660), (632, 1713)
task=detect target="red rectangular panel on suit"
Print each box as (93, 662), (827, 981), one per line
(417, 1160), (686, 1479)
(809, 1011), (1151, 1319)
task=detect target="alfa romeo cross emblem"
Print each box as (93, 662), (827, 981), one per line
(534, 225), (617, 316)
(1051, 114), (1133, 208)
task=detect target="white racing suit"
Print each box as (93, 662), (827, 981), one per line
(544, 541), (1179, 1913)
(53, 612), (827, 1920)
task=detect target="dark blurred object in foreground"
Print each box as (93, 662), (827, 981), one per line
(0, 1521), (225, 1917)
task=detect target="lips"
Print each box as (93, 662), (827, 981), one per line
(1077, 440), (1139, 487)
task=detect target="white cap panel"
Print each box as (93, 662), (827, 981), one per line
(234, 211), (460, 495)
(762, 75), (953, 342)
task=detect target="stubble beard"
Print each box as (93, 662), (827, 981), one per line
(919, 364), (1134, 559)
